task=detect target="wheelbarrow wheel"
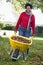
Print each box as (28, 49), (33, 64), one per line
(11, 49), (20, 61)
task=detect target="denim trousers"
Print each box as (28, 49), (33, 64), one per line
(18, 26), (31, 37)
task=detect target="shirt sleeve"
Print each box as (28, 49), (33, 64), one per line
(15, 13), (22, 30)
(31, 14), (36, 35)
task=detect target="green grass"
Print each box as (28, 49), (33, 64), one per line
(0, 36), (43, 65)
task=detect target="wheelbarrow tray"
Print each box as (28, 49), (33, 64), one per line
(9, 34), (32, 52)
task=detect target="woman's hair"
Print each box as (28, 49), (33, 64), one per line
(25, 3), (33, 9)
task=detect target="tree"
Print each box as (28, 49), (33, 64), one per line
(11, 0), (43, 12)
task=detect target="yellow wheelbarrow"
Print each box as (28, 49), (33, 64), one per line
(9, 34), (32, 60)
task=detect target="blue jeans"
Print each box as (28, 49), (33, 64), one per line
(18, 26), (31, 37)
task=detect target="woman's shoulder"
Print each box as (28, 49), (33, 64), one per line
(32, 13), (35, 16)
(32, 14), (35, 18)
(20, 11), (25, 15)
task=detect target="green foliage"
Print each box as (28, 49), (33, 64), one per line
(2, 24), (14, 30)
(0, 23), (3, 29)
(13, 0), (43, 12)
(13, 0), (23, 13)
(36, 26), (43, 37)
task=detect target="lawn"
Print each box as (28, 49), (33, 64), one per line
(0, 36), (43, 65)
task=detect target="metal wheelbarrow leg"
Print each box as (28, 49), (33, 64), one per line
(22, 48), (29, 60)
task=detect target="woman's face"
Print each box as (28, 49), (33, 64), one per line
(26, 6), (31, 12)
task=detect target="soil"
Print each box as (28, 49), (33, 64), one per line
(11, 36), (31, 44)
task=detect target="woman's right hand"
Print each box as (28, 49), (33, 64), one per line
(14, 30), (17, 34)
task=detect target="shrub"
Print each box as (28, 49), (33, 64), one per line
(0, 23), (3, 29)
(2, 24), (14, 30)
(36, 26), (43, 37)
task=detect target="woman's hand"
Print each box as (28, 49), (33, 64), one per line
(14, 26), (17, 33)
(32, 34), (35, 37)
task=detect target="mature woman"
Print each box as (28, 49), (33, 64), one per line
(12, 2), (36, 61)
